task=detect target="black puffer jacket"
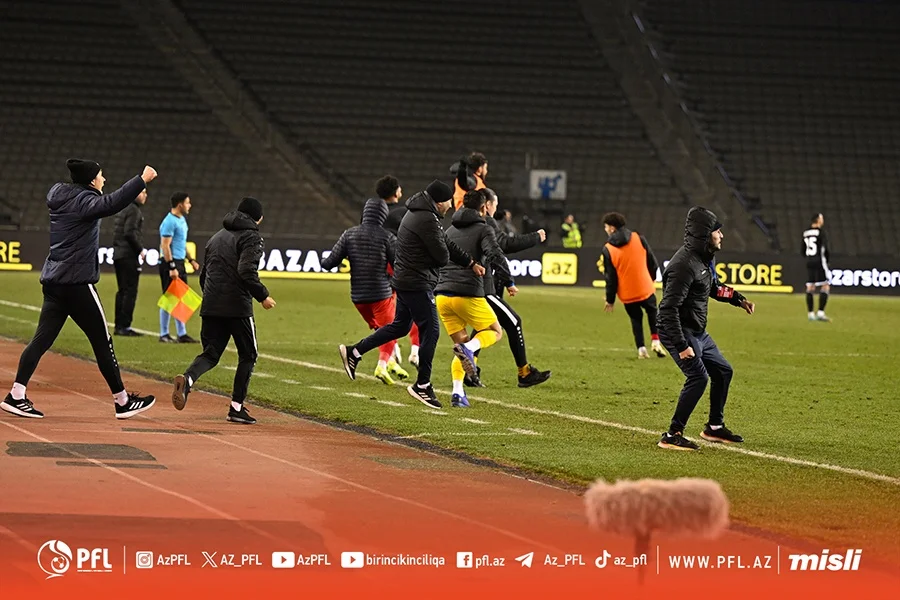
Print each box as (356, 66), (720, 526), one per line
(484, 216), (541, 295)
(392, 190), (474, 292)
(322, 198), (396, 303)
(40, 176), (146, 285)
(199, 211), (270, 318)
(382, 201), (407, 236)
(657, 207), (746, 352)
(436, 209), (511, 297)
(112, 201), (144, 261)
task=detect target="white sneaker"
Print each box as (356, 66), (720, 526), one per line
(651, 340), (667, 357)
(638, 347), (650, 359)
(392, 343), (403, 364)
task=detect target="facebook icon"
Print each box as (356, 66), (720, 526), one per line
(456, 552), (473, 568)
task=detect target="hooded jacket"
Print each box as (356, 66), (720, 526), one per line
(600, 227), (659, 305)
(657, 207), (746, 352)
(322, 198), (396, 304)
(484, 215), (541, 295)
(39, 176), (146, 285)
(198, 210), (270, 318)
(435, 208), (512, 298)
(112, 200), (145, 261)
(391, 190), (474, 292)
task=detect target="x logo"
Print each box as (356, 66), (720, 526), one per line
(202, 551), (218, 568)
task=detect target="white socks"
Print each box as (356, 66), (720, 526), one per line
(464, 338), (482, 352)
(10, 383), (26, 400)
(817, 310), (826, 317)
(377, 359), (387, 369)
(113, 390), (128, 406)
(452, 380), (465, 396)
(231, 401), (242, 412)
(352, 347), (362, 359)
(709, 424), (723, 430)
(410, 345), (419, 358)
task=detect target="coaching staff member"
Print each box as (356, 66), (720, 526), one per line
(112, 187), (147, 336)
(172, 197), (276, 425)
(2, 160), (158, 419)
(656, 207), (755, 451)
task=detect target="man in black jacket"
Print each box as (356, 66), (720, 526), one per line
(435, 190), (511, 406)
(112, 188), (147, 336)
(323, 198), (409, 385)
(374, 174), (420, 366)
(479, 188), (551, 388)
(340, 180), (484, 409)
(172, 197), (276, 425)
(656, 207), (755, 450)
(2, 160), (158, 420)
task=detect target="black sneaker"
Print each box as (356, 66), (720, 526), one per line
(1, 394), (44, 419)
(463, 366), (485, 388)
(339, 344), (359, 380)
(115, 328), (142, 337)
(700, 423), (744, 444)
(172, 374), (191, 411)
(518, 365), (552, 388)
(178, 334), (199, 344)
(657, 431), (700, 451)
(407, 384), (442, 409)
(227, 405), (256, 424)
(115, 393), (156, 419)
(159, 335), (177, 343)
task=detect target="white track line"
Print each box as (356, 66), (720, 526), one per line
(460, 418), (490, 425)
(2, 370), (563, 553)
(1, 299), (898, 487)
(508, 428), (542, 436)
(343, 392), (369, 399)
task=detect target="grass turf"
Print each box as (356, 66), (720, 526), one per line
(0, 273), (897, 563)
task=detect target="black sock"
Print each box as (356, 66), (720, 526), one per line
(806, 292), (814, 312)
(819, 292), (828, 312)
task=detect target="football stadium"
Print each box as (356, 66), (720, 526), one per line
(0, 0), (898, 597)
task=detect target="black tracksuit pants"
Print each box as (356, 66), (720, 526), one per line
(184, 316), (259, 405)
(355, 290), (440, 386)
(659, 329), (733, 432)
(114, 256), (140, 331)
(623, 294), (659, 349)
(485, 294), (528, 369)
(16, 283), (125, 394)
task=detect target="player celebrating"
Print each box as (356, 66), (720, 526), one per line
(600, 212), (666, 359)
(435, 190), (513, 407)
(803, 213), (832, 322)
(322, 198), (409, 385)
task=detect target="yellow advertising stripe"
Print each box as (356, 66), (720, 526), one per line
(591, 280), (793, 293)
(0, 264), (33, 271)
(258, 271), (350, 281)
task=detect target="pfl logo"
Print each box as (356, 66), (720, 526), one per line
(37, 540), (112, 580)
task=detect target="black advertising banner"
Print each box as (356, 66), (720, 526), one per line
(2, 231), (898, 295)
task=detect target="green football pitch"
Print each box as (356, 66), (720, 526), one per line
(0, 273), (897, 563)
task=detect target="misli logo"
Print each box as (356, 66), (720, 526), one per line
(788, 549), (862, 571)
(38, 540), (72, 580)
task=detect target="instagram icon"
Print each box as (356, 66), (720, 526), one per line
(135, 551), (154, 569)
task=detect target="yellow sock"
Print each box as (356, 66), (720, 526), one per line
(474, 330), (499, 351)
(518, 365), (530, 378)
(451, 356), (465, 381)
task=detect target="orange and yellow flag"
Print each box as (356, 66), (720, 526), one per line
(157, 278), (202, 323)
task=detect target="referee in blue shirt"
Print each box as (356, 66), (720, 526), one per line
(159, 192), (200, 343)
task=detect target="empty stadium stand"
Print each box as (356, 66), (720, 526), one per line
(0, 0), (348, 240)
(641, 0), (900, 256)
(175, 0), (690, 248)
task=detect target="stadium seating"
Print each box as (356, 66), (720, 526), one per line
(175, 0), (689, 249)
(0, 0), (341, 239)
(641, 0), (900, 256)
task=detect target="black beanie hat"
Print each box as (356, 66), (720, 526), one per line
(237, 196), (263, 221)
(66, 158), (101, 186)
(425, 179), (453, 204)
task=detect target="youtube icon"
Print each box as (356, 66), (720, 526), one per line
(341, 551), (364, 569)
(271, 552), (295, 569)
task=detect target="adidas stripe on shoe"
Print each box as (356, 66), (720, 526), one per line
(115, 393), (156, 419)
(1, 394), (44, 419)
